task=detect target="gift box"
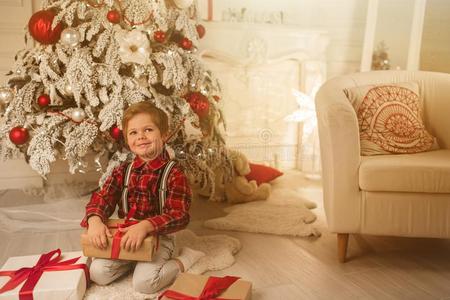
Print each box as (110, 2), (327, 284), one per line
(80, 219), (158, 262)
(0, 250), (89, 300)
(159, 273), (252, 300)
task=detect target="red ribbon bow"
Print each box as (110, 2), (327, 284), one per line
(109, 204), (139, 259)
(158, 276), (241, 300)
(0, 249), (89, 300)
(108, 204), (159, 259)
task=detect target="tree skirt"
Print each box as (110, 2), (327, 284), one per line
(203, 187), (321, 237)
(84, 229), (240, 300)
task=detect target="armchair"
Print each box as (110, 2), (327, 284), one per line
(315, 70), (450, 262)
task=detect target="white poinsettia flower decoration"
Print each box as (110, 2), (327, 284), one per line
(284, 87), (319, 137)
(116, 29), (151, 65)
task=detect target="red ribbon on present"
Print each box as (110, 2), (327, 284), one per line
(158, 276), (241, 300)
(109, 204), (138, 259)
(0, 249), (89, 300)
(108, 204), (159, 259)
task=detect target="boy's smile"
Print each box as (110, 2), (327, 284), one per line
(126, 113), (166, 161)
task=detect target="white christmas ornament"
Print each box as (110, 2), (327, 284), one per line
(71, 108), (86, 122)
(0, 87), (14, 103)
(116, 30), (151, 65)
(64, 82), (73, 96)
(173, 0), (193, 9)
(60, 28), (81, 47)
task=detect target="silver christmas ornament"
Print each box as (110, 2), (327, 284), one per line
(75, 161), (87, 174)
(64, 82), (73, 96)
(207, 147), (215, 155)
(193, 146), (204, 159)
(71, 108), (86, 122)
(0, 87), (14, 103)
(173, 0), (193, 9)
(60, 28), (81, 47)
(175, 149), (187, 160)
(95, 156), (103, 172)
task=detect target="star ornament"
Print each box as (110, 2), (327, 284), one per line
(284, 88), (318, 137)
(116, 29), (151, 65)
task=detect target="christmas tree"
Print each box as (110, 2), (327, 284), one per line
(371, 41), (391, 70)
(0, 0), (232, 194)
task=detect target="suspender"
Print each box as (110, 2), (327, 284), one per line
(121, 160), (177, 215)
(158, 160), (176, 215)
(121, 162), (133, 215)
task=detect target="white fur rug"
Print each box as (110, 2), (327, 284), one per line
(203, 187), (321, 237)
(84, 229), (240, 300)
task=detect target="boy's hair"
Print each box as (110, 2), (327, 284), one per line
(122, 101), (169, 143)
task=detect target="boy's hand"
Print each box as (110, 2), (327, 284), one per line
(87, 216), (112, 250)
(119, 220), (154, 252)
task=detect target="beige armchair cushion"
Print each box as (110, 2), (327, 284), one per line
(359, 149), (450, 193)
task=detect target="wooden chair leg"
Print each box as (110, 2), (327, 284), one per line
(337, 233), (349, 263)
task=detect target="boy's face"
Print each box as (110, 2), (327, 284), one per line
(126, 113), (166, 161)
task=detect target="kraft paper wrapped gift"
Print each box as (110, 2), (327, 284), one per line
(81, 219), (158, 262)
(0, 250), (90, 300)
(159, 273), (252, 300)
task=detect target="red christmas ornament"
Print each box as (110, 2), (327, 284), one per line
(9, 126), (29, 145)
(185, 92), (209, 118)
(110, 125), (122, 140)
(28, 10), (63, 45)
(179, 37), (193, 50)
(37, 94), (51, 107)
(196, 24), (206, 39)
(106, 10), (121, 24)
(154, 30), (166, 43)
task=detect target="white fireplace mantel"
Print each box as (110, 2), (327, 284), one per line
(199, 22), (328, 171)
(198, 22), (328, 62)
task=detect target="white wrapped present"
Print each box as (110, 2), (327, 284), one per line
(0, 249), (90, 300)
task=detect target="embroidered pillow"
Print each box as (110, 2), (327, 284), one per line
(344, 82), (439, 155)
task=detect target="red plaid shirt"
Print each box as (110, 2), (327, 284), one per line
(80, 151), (191, 235)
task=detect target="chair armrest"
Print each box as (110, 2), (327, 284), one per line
(315, 83), (362, 232)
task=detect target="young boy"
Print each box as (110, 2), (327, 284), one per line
(80, 101), (204, 294)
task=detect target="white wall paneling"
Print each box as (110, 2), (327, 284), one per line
(0, 0), (32, 83)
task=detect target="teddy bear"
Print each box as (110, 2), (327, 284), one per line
(190, 149), (271, 203)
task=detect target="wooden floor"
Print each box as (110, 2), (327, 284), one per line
(1, 174), (450, 300)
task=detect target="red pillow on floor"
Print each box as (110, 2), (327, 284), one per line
(245, 163), (283, 185)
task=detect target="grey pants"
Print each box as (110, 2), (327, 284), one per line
(89, 235), (180, 294)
